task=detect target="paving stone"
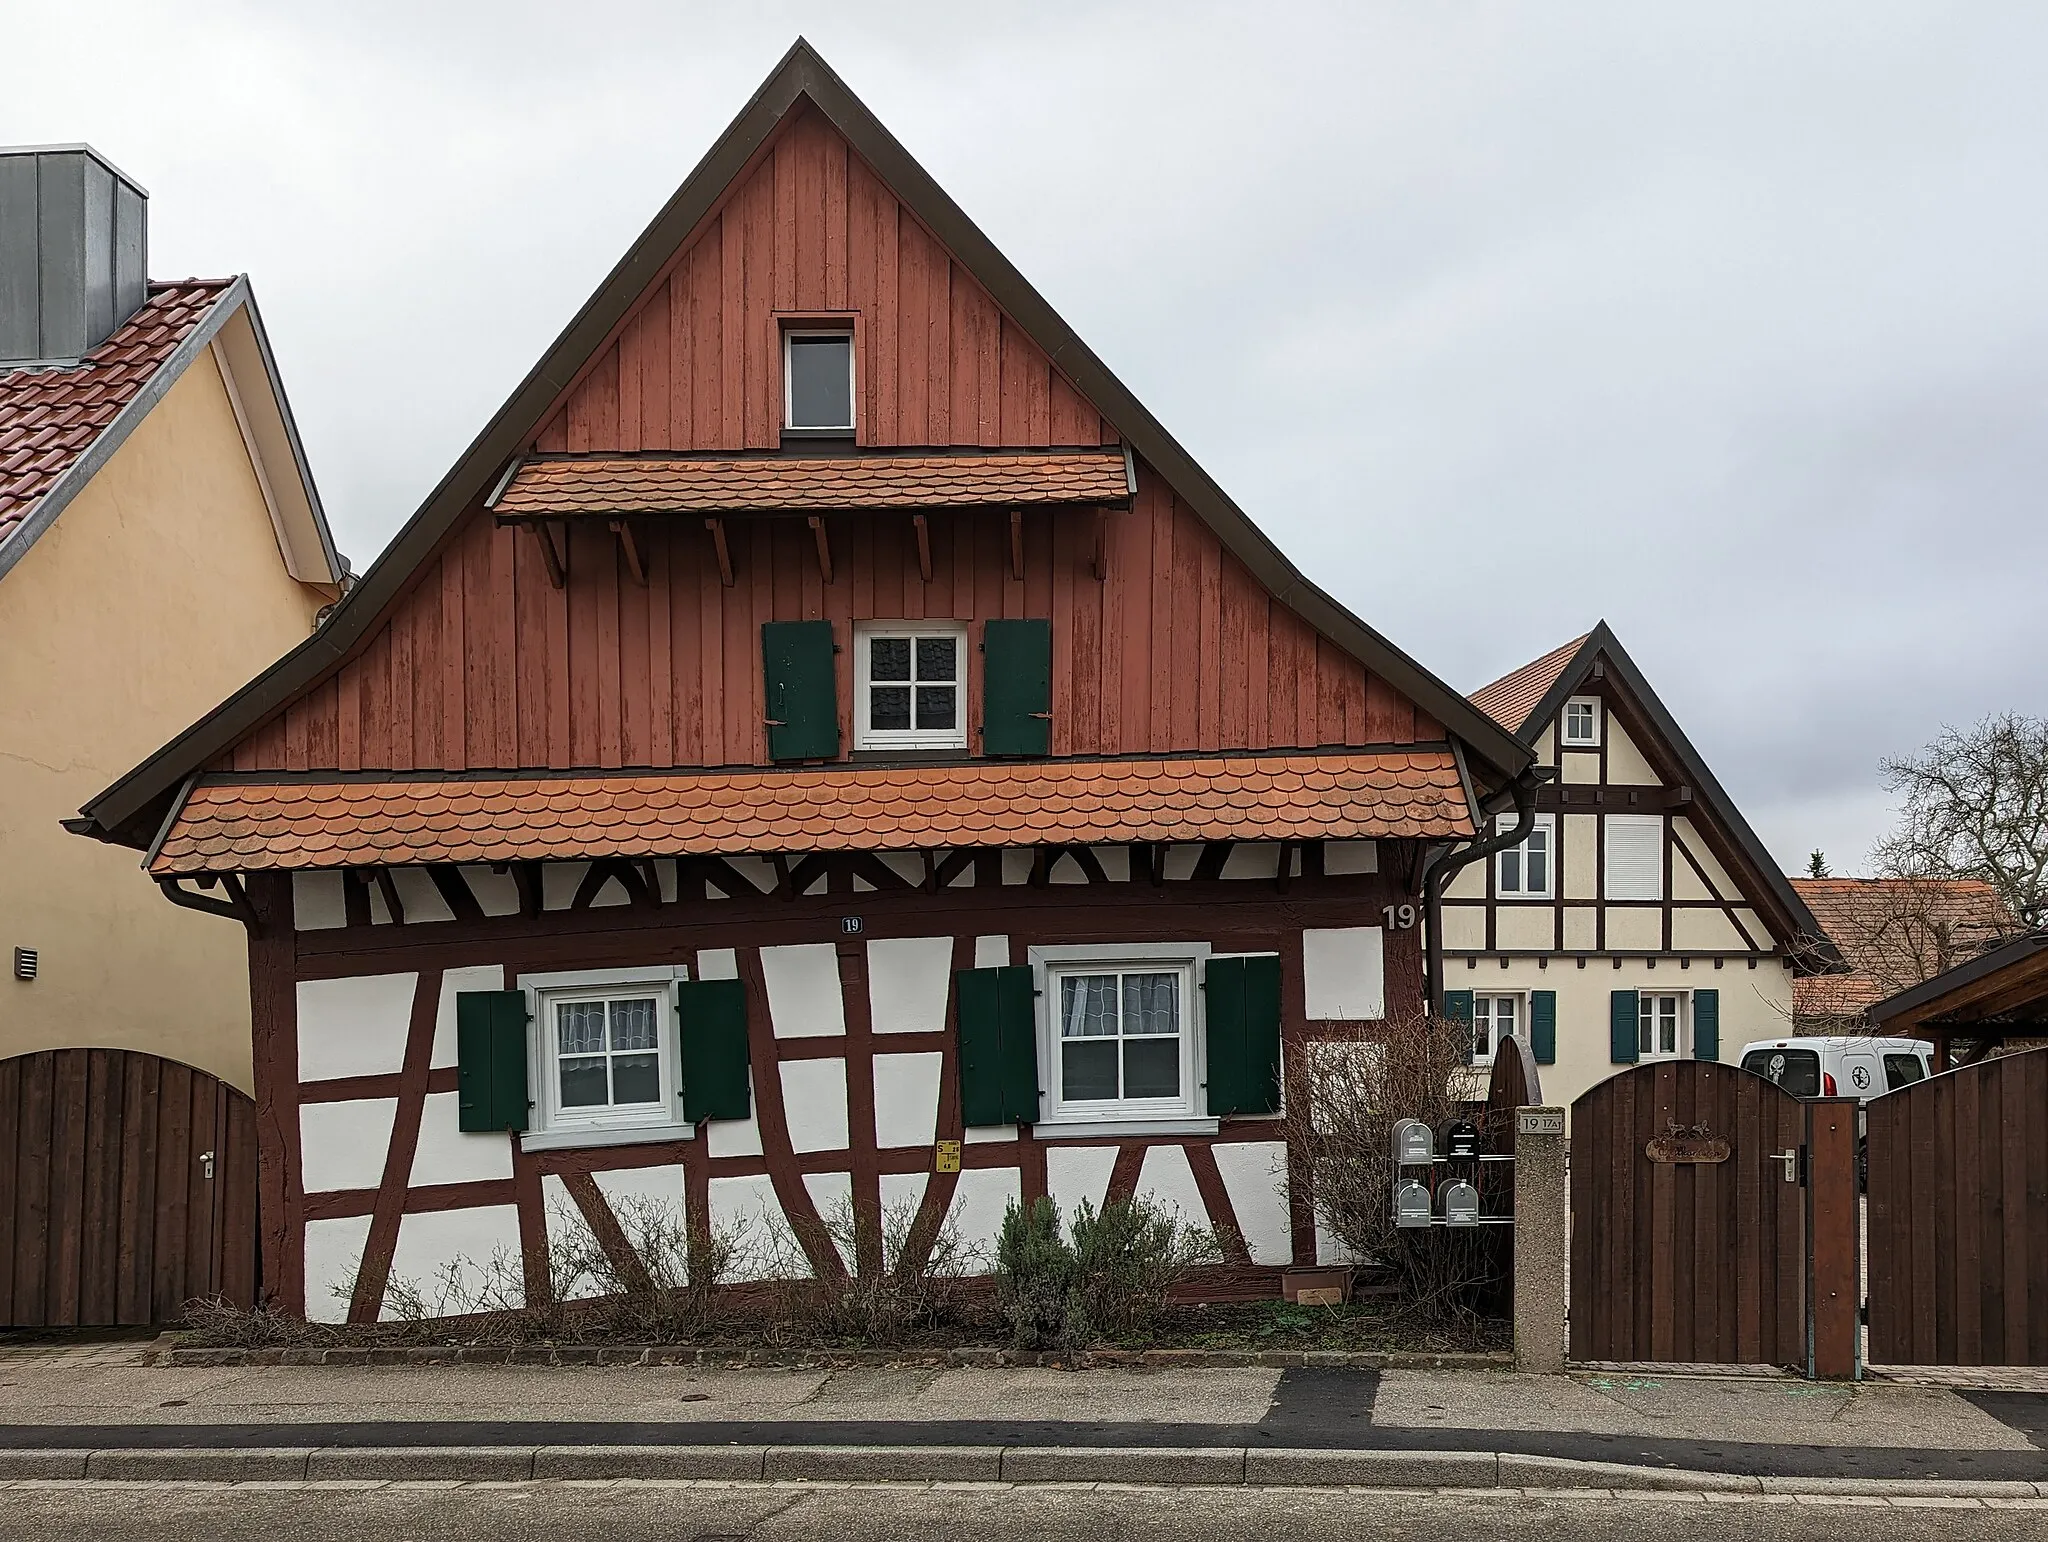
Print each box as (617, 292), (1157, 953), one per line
(532, 1446), (767, 1480)
(1001, 1447), (1245, 1485)
(306, 1446), (536, 1481)
(1247, 1448), (1498, 1488)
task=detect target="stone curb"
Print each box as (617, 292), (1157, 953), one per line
(156, 1345), (1511, 1371)
(0, 1445), (2040, 1498)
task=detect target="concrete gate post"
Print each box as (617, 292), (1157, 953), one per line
(1512, 1106), (1568, 1373)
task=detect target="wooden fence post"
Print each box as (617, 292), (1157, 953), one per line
(1806, 1098), (1861, 1380)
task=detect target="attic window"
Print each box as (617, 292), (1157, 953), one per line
(1562, 696), (1601, 747)
(785, 331), (854, 433)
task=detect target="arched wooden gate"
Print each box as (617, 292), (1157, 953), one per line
(1569, 1060), (1808, 1367)
(0, 1048), (257, 1327)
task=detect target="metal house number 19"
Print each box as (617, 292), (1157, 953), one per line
(1382, 904), (1417, 931)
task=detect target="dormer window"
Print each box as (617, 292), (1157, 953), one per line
(784, 330), (854, 433)
(1562, 696), (1601, 747)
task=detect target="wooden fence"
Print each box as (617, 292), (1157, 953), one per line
(1866, 1045), (2048, 1365)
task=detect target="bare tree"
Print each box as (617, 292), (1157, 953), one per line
(1874, 713), (2048, 928)
(1792, 873), (2022, 1030)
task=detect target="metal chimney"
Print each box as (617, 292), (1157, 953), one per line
(0, 145), (148, 367)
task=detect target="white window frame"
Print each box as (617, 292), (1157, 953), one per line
(1028, 942), (1217, 1138)
(1494, 813), (1555, 900)
(854, 621), (969, 750)
(1604, 813), (1665, 901)
(1470, 992), (1522, 1068)
(1561, 696), (1602, 748)
(782, 329), (855, 431)
(518, 965), (695, 1151)
(1638, 990), (1687, 1062)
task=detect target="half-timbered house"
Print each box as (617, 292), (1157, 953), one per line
(72, 42), (1532, 1318)
(1450, 623), (1835, 1112)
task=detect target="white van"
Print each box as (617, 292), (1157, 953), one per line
(1736, 1036), (1936, 1102)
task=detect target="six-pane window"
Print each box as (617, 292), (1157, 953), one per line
(1471, 994), (1517, 1065)
(784, 331), (854, 431)
(1056, 968), (1182, 1104)
(855, 623), (966, 749)
(553, 995), (662, 1116)
(1562, 696), (1601, 746)
(1638, 993), (1684, 1059)
(1495, 815), (1554, 898)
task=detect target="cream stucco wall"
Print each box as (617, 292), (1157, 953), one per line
(1470, 957), (1798, 1121)
(0, 347), (325, 1091)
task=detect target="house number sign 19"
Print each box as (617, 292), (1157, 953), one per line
(1382, 904), (1418, 931)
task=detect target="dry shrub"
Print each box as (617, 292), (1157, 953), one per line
(764, 1197), (979, 1344)
(1283, 1010), (1508, 1323)
(994, 1194), (1217, 1349)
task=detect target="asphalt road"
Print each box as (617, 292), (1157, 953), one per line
(0, 1484), (2041, 1542)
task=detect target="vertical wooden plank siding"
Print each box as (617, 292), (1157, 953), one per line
(0, 1049), (259, 1327)
(217, 105), (1447, 777)
(1865, 1047), (2048, 1366)
(1569, 1062), (1807, 1367)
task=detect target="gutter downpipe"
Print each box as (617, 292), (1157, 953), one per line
(1419, 765), (1554, 1014)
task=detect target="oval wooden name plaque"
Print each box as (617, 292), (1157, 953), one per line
(1646, 1134), (1731, 1164)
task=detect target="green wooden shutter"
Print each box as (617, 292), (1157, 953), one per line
(456, 990), (530, 1132)
(1443, 989), (1475, 1066)
(1530, 990), (1557, 1065)
(1610, 989), (1640, 1064)
(762, 620), (839, 761)
(1692, 988), (1720, 1062)
(677, 978), (752, 1123)
(957, 965), (1039, 1125)
(1203, 955), (1283, 1116)
(981, 619), (1052, 756)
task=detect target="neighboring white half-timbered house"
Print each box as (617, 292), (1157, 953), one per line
(1445, 624), (1835, 1111)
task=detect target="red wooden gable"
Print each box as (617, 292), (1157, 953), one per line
(217, 108), (1442, 777)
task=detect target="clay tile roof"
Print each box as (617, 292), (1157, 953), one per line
(0, 281), (237, 551)
(491, 450), (1133, 517)
(1789, 877), (2022, 1021)
(1468, 634), (1592, 735)
(149, 750), (1473, 873)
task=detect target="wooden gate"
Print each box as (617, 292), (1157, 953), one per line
(0, 1049), (258, 1327)
(1866, 1046), (2048, 1365)
(1570, 1061), (1808, 1367)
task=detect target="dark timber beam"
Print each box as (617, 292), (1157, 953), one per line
(808, 516), (833, 584)
(1009, 509), (1024, 580)
(528, 521), (567, 589)
(610, 520), (647, 585)
(705, 518), (735, 586)
(913, 514), (933, 583)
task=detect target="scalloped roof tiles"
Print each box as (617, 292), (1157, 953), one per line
(492, 451), (1132, 516)
(150, 750), (1471, 873)
(0, 281), (235, 550)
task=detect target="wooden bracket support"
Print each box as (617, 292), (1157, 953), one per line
(913, 514), (933, 583)
(529, 521), (567, 589)
(1091, 508), (1107, 581)
(808, 516), (834, 584)
(609, 520), (647, 585)
(705, 518), (734, 586)
(372, 866), (407, 924)
(1009, 510), (1024, 581)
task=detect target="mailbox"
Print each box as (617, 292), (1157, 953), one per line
(1392, 1118), (1434, 1167)
(1441, 1179), (1481, 1226)
(1395, 1180), (1433, 1228)
(1444, 1120), (1482, 1160)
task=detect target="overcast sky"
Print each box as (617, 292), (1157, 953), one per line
(10, 2), (2044, 875)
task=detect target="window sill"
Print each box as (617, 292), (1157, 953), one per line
(519, 1120), (697, 1152)
(1031, 1117), (1221, 1140)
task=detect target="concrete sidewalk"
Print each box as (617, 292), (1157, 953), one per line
(0, 1348), (2041, 1493)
